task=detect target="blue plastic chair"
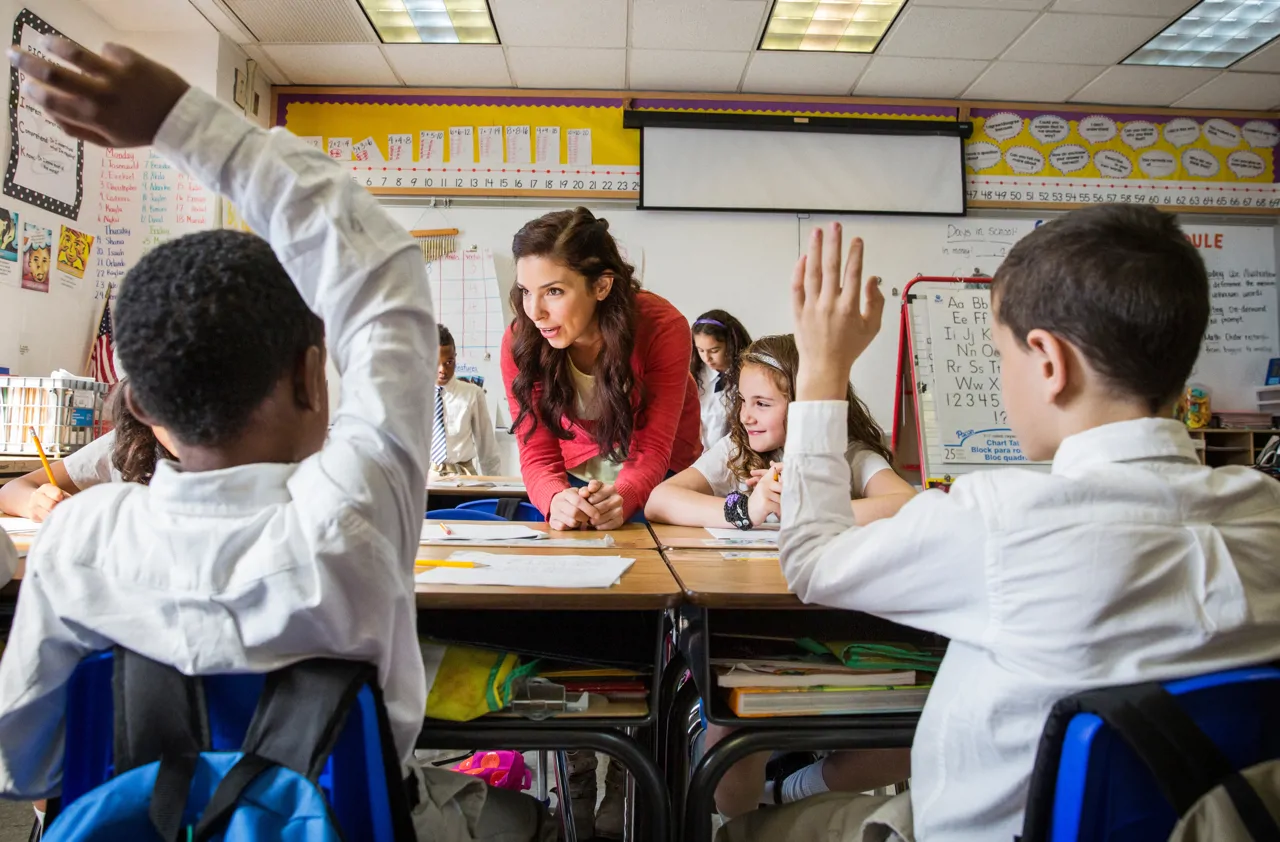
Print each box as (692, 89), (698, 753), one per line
(425, 508), (505, 521)
(59, 651), (407, 842)
(1027, 665), (1280, 842)
(457, 498), (546, 522)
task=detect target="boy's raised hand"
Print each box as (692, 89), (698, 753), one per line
(791, 223), (884, 402)
(7, 36), (188, 148)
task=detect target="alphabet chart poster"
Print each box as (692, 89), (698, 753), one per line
(965, 107), (1279, 213)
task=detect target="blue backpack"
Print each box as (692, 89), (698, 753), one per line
(45, 650), (414, 842)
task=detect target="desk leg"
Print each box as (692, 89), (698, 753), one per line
(684, 727), (915, 842)
(417, 726), (672, 842)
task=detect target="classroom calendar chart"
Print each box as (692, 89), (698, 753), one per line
(4, 10), (84, 220)
(965, 108), (1280, 214)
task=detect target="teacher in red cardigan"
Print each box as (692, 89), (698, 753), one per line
(501, 207), (701, 531)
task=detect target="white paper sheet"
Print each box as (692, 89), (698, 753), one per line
(421, 523), (546, 542)
(535, 126), (561, 164)
(566, 128), (592, 165)
(415, 552), (634, 588)
(449, 127), (475, 164)
(505, 125), (531, 164)
(420, 131), (445, 164)
(388, 134), (413, 162)
(705, 527), (779, 543)
(1, 517), (39, 534)
(478, 126), (503, 164)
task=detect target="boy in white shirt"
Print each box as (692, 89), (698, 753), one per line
(432, 324), (501, 476)
(0, 40), (548, 840)
(722, 210), (1280, 841)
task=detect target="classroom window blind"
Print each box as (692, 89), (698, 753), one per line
(638, 125), (965, 215)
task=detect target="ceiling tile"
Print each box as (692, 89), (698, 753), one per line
(1235, 40), (1280, 74)
(1070, 64), (1218, 106)
(1001, 13), (1167, 65)
(81, 0), (211, 31)
(630, 0), (769, 52)
(263, 45), (398, 85)
(1175, 72), (1280, 110)
(629, 49), (749, 92)
(913, 0), (1050, 7)
(854, 56), (989, 98)
(964, 61), (1103, 102)
(741, 51), (870, 95)
(1048, 0), (1196, 15)
(242, 43), (291, 85)
(382, 45), (511, 87)
(880, 7), (1037, 60)
(223, 0), (376, 43)
(490, 0), (627, 48)
(506, 47), (626, 89)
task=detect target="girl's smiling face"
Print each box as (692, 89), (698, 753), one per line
(737, 363), (789, 453)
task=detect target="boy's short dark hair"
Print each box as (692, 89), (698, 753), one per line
(115, 230), (325, 446)
(438, 324), (455, 349)
(992, 204), (1208, 413)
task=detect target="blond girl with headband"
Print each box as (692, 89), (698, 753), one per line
(646, 333), (914, 529)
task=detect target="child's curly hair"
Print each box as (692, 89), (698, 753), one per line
(108, 378), (174, 484)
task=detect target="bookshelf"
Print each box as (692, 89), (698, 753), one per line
(1187, 428), (1279, 468)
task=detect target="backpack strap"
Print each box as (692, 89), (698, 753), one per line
(495, 498), (520, 520)
(191, 659), (380, 841)
(111, 648), (211, 842)
(1020, 681), (1280, 842)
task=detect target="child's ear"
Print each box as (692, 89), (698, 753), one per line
(294, 345), (326, 413)
(1024, 328), (1070, 403)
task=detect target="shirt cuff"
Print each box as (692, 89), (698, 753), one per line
(153, 86), (249, 190)
(785, 401), (848, 456)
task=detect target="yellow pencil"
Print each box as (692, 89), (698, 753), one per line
(437, 522), (454, 536)
(415, 559), (488, 569)
(29, 427), (59, 490)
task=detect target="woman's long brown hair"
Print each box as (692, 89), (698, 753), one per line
(108, 377), (174, 484)
(726, 334), (893, 484)
(508, 207), (643, 463)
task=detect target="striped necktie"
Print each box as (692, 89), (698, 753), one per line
(431, 385), (448, 467)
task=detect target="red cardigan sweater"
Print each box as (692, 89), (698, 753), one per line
(501, 291), (702, 520)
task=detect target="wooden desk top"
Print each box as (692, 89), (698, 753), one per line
(415, 548), (680, 610)
(428, 476), (527, 499)
(662, 549), (806, 609)
(422, 521), (656, 550)
(648, 523), (779, 551)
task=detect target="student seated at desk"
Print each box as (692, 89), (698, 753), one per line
(0, 379), (173, 521)
(723, 212), (1280, 842)
(432, 324), (501, 476)
(645, 334), (914, 529)
(0, 41), (549, 842)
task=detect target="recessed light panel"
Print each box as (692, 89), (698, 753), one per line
(359, 0), (499, 44)
(1125, 0), (1280, 68)
(760, 0), (906, 52)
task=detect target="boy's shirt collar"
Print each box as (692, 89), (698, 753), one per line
(1052, 417), (1198, 476)
(149, 459), (296, 512)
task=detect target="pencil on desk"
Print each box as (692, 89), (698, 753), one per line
(436, 522), (454, 537)
(29, 427), (59, 490)
(416, 559), (488, 569)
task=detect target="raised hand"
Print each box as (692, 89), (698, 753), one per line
(8, 36), (188, 148)
(791, 223), (884, 402)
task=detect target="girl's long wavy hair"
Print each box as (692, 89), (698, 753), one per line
(726, 334), (893, 483)
(109, 377), (175, 484)
(690, 309), (752, 396)
(507, 207), (643, 462)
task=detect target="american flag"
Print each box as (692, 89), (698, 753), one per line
(86, 288), (118, 386)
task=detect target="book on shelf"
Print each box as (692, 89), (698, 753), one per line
(727, 684), (931, 718)
(713, 660), (916, 689)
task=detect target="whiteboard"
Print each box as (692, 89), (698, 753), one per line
(641, 127), (965, 215)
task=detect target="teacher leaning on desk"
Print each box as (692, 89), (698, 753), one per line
(500, 207), (701, 532)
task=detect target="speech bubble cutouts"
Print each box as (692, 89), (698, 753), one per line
(1227, 150), (1265, 180)
(1094, 149), (1133, 179)
(1049, 144), (1089, 173)
(1029, 114), (1069, 144)
(1164, 118), (1200, 148)
(1005, 146), (1046, 174)
(1120, 120), (1158, 150)
(983, 112), (1025, 142)
(1204, 118), (1242, 149)
(965, 141), (1002, 172)
(1182, 148), (1220, 178)
(1242, 120), (1280, 149)
(1078, 115), (1118, 144)
(1138, 149), (1177, 178)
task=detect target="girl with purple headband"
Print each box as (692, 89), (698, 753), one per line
(690, 309), (752, 451)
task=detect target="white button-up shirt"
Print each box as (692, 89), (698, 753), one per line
(437, 378), (501, 474)
(0, 87), (436, 799)
(780, 406), (1280, 841)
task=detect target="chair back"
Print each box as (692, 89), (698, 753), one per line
(425, 508), (506, 522)
(457, 498), (545, 522)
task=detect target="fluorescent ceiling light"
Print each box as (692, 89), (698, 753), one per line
(760, 0), (906, 52)
(1125, 0), (1280, 68)
(359, 0), (499, 44)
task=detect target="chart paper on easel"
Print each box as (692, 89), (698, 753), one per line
(424, 247), (507, 423)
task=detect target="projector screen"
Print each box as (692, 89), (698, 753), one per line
(640, 126), (965, 215)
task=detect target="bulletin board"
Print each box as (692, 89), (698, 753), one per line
(275, 89), (959, 202)
(964, 105), (1280, 214)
